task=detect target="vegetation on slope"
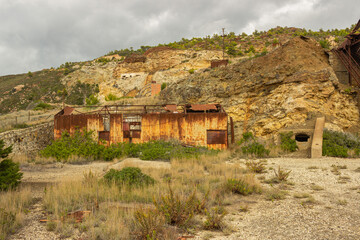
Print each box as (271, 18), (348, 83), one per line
(322, 130), (360, 158)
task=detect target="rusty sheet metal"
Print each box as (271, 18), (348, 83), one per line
(207, 130), (226, 144)
(122, 122), (129, 131)
(188, 104), (217, 111)
(334, 19), (360, 87)
(63, 106), (74, 115)
(99, 131), (110, 141)
(123, 130), (130, 138)
(164, 104), (177, 112)
(54, 107), (228, 149)
(132, 130), (141, 138)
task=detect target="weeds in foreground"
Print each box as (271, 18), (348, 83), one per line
(245, 160), (266, 173)
(265, 188), (287, 201)
(273, 166), (291, 182)
(225, 177), (261, 195)
(0, 188), (33, 240)
(310, 184), (324, 191)
(43, 153), (258, 239)
(153, 186), (199, 227)
(300, 196), (316, 207)
(132, 208), (166, 240)
(203, 206), (227, 230)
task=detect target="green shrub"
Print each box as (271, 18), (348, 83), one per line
(322, 130), (360, 157)
(319, 39), (330, 49)
(203, 206), (227, 230)
(66, 82), (99, 105)
(161, 83), (167, 91)
(237, 132), (269, 158)
(225, 178), (259, 195)
(245, 160), (266, 173)
(153, 186), (198, 227)
(188, 69), (195, 74)
(280, 132), (298, 152)
(103, 167), (155, 187)
(41, 130), (216, 162)
(12, 123), (30, 129)
(41, 130), (113, 161)
(96, 57), (111, 64)
(27, 71), (33, 78)
(85, 94), (99, 105)
(241, 142), (269, 158)
(273, 166), (291, 182)
(133, 208), (166, 240)
(0, 140), (22, 191)
(33, 102), (54, 111)
(105, 93), (119, 101)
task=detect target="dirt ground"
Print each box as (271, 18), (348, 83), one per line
(10, 157), (360, 240)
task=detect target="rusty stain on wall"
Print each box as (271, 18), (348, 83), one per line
(54, 104), (229, 149)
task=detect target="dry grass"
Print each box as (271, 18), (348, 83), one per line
(0, 187), (33, 240)
(42, 151), (260, 239)
(310, 184), (324, 191)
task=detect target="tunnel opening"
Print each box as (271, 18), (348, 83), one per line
(295, 133), (310, 142)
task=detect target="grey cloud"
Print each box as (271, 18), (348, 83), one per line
(0, 0), (358, 76)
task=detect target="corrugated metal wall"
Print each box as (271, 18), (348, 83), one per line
(54, 112), (228, 149)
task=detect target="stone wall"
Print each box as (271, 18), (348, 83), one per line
(0, 121), (54, 155)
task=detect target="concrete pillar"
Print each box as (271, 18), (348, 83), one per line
(311, 117), (325, 158)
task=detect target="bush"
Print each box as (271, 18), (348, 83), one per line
(85, 94), (99, 105)
(132, 208), (166, 240)
(225, 178), (259, 196)
(188, 69), (195, 74)
(41, 130), (217, 162)
(322, 130), (360, 157)
(203, 206), (227, 230)
(273, 166), (291, 182)
(319, 39), (330, 49)
(245, 160), (266, 173)
(238, 132), (269, 158)
(0, 140), (22, 191)
(103, 167), (155, 187)
(33, 102), (54, 111)
(161, 83), (167, 91)
(105, 93), (119, 101)
(280, 132), (298, 152)
(12, 123), (30, 129)
(153, 186), (198, 227)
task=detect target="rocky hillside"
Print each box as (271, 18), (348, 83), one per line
(160, 37), (360, 139)
(61, 48), (224, 101)
(1, 25), (359, 141)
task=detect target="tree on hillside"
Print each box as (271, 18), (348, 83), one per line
(0, 140), (22, 191)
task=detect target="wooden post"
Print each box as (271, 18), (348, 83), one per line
(28, 112), (30, 121)
(15, 116), (18, 125)
(230, 117), (235, 144)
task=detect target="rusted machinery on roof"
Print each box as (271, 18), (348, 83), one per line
(54, 104), (234, 150)
(333, 20), (360, 86)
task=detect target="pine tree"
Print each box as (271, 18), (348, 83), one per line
(0, 140), (22, 191)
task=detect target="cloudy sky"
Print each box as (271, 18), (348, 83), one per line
(0, 0), (358, 76)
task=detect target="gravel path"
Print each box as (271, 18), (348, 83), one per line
(198, 157), (360, 240)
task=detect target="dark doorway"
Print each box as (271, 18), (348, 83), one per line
(295, 133), (310, 142)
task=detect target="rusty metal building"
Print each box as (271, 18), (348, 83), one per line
(54, 104), (230, 149)
(333, 19), (360, 86)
